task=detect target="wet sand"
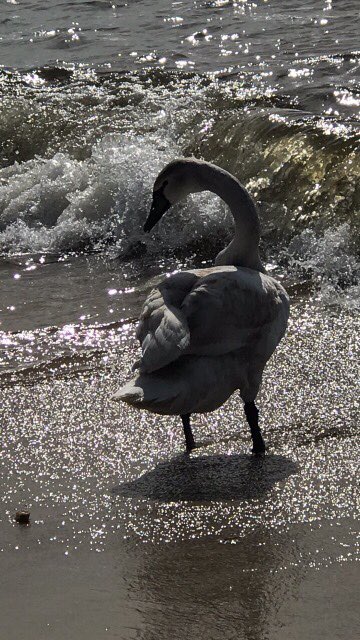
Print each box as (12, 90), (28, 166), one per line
(0, 301), (359, 639)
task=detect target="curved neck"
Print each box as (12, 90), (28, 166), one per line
(196, 162), (264, 272)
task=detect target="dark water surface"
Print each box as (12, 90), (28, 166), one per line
(1, 0), (359, 78)
(0, 1), (359, 639)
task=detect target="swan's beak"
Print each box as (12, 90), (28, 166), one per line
(143, 190), (171, 232)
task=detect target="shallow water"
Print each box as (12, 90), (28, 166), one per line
(1, 302), (359, 638)
(0, 1), (359, 638)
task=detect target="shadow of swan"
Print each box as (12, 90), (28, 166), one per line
(113, 453), (298, 502)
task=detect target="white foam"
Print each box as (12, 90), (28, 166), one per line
(1, 135), (358, 309)
(0, 134), (230, 255)
(0, 136), (170, 252)
(285, 223), (360, 309)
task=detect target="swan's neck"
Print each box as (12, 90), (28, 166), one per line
(198, 163), (264, 272)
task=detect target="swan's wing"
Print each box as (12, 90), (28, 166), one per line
(136, 271), (199, 373)
(181, 270), (289, 357)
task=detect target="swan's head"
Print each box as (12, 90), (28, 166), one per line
(144, 159), (203, 232)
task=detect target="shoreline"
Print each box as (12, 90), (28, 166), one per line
(1, 299), (359, 638)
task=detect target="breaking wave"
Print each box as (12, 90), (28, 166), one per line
(0, 67), (359, 306)
(0, 134), (232, 255)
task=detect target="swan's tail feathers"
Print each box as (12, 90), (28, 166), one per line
(112, 380), (145, 404)
(111, 371), (181, 415)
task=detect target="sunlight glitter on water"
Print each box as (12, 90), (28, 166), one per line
(0, 303), (359, 553)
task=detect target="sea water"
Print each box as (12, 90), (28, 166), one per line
(0, 2), (359, 639)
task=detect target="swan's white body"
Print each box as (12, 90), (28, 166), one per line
(114, 265), (288, 414)
(113, 159), (290, 422)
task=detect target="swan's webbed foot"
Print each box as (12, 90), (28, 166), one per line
(244, 401), (266, 455)
(252, 442), (266, 456)
(187, 439), (213, 452)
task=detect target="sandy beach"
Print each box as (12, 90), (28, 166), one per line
(1, 297), (359, 639)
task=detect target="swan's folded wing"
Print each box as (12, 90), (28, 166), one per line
(136, 271), (199, 373)
(181, 270), (288, 356)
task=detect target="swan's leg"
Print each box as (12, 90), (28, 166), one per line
(181, 413), (196, 452)
(244, 401), (266, 454)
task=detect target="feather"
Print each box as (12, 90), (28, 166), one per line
(136, 272), (198, 373)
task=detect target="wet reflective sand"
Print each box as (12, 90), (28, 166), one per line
(0, 300), (359, 639)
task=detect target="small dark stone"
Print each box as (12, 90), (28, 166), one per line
(15, 511), (30, 525)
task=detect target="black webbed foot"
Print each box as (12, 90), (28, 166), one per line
(252, 442), (266, 456)
(186, 438), (213, 453)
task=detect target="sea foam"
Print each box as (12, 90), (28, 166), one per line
(0, 133), (230, 255)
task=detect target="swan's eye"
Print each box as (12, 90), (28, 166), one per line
(162, 180), (168, 189)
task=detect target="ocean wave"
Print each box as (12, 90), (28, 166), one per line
(0, 114), (358, 255)
(0, 66), (359, 307)
(0, 134), (359, 310)
(283, 223), (360, 310)
(0, 134), (230, 255)
(188, 109), (360, 241)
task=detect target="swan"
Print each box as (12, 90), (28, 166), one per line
(112, 158), (290, 454)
